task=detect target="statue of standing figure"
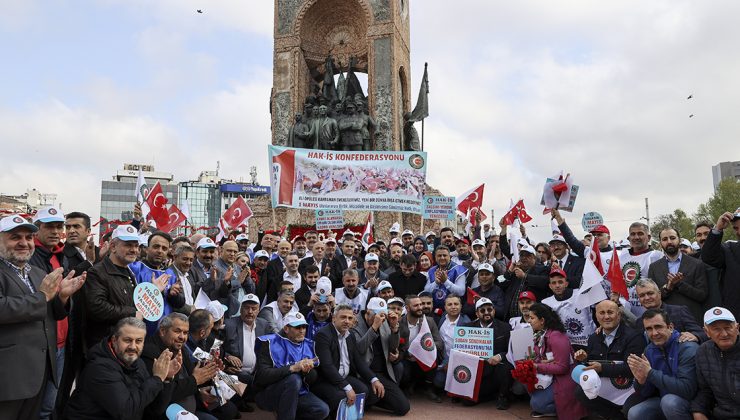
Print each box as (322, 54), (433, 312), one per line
(355, 97), (377, 151)
(288, 113), (313, 149)
(403, 112), (421, 151)
(307, 105), (340, 150)
(338, 102), (364, 151)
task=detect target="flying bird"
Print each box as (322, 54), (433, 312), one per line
(197, 9), (203, 13)
(689, 114), (694, 118)
(687, 95), (693, 99)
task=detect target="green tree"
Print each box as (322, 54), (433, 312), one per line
(650, 208), (695, 242)
(694, 178), (740, 242)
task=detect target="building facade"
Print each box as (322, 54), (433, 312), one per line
(712, 161), (740, 190)
(99, 163), (177, 235)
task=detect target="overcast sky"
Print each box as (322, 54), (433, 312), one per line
(1, 0), (739, 241)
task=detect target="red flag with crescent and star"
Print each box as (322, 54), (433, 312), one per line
(222, 196), (253, 229)
(606, 247), (629, 299)
(456, 184), (486, 225)
(159, 205), (187, 233)
(145, 182), (170, 227)
(502, 199), (533, 225)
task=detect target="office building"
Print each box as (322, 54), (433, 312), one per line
(712, 161), (740, 190)
(100, 163), (177, 234)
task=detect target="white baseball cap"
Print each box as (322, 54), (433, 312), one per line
(472, 239), (485, 248)
(401, 229), (414, 237)
(364, 253), (379, 262)
(235, 233), (248, 241)
(112, 225), (139, 242)
(342, 229), (355, 237)
(387, 297), (404, 306)
(425, 231), (436, 238)
(324, 237), (337, 245)
(691, 241), (700, 251)
(0, 215), (38, 233)
(253, 250), (270, 259)
(33, 206), (65, 224)
(206, 301), (227, 321)
(704, 306), (736, 325)
(316, 277), (333, 296)
(166, 403), (198, 420)
(390, 238), (403, 246)
(679, 238), (692, 248)
(389, 222), (400, 233)
(572, 365), (601, 400)
(367, 297), (388, 314)
(475, 297), (493, 310)
(477, 263), (494, 273)
(549, 234), (567, 244)
(377, 280), (392, 291)
(520, 244), (536, 255)
(284, 312), (308, 327)
(196, 237), (217, 249)
(239, 293), (260, 305)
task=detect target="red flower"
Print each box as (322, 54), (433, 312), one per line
(511, 360), (539, 393)
(399, 338), (406, 345)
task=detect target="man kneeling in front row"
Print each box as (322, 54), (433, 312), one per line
(253, 312), (329, 420)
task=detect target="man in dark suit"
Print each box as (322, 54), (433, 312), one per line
(298, 241), (331, 278)
(398, 295), (445, 402)
(261, 240), (292, 303)
(634, 278), (707, 342)
(648, 227), (708, 322)
(548, 234), (585, 288)
(329, 240), (358, 290)
(313, 304), (385, 412)
(223, 294), (274, 392)
(463, 298), (513, 409)
(0, 215), (85, 418)
(352, 298), (410, 415)
(498, 244), (551, 319)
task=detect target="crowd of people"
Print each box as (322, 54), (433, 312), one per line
(0, 203), (739, 420)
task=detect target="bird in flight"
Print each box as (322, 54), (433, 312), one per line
(689, 114), (694, 118)
(197, 9), (203, 13)
(687, 95), (693, 99)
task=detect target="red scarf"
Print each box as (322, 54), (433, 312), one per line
(34, 238), (68, 349)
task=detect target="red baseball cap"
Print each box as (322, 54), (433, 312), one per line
(455, 238), (470, 245)
(549, 266), (567, 278)
(590, 225), (610, 235)
(518, 291), (537, 301)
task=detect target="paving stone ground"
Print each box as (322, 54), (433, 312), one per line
(244, 394), (534, 419)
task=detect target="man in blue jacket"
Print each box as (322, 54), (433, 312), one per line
(625, 308), (698, 420)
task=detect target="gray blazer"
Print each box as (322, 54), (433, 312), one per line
(351, 314), (400, 381)
(0, 262), (67, 400)
(648, 254), (708, 322)
(223, 316), (274, 384)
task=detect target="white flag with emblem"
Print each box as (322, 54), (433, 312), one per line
(573, 255), (608, 309)
(136, 169), (151, 219)
(445, 349), (484, 401)
(407, 316), (437, 370)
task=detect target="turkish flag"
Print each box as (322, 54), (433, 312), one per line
(456, 184), (486, 225)
(159, 205), (187, 233)
(589, 240), (605, 276)
(502, 199), (532, 225)
(466, 287), (480, 306)
(145, 182), (170, 227)
(606, 248), (628, 299)
(222, 196), (253, 229)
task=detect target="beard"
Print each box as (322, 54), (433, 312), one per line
(664, 245), (679, 256)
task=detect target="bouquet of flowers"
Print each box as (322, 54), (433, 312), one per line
(511, 359), (538, 393)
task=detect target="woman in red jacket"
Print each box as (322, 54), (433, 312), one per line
(528, 303), (588, 419)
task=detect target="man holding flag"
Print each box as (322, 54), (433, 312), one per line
(551, 209), (613, 274)
(399, 295), (444, 402)
(459, 297), (513, 409)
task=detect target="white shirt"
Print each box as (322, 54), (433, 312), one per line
(439, 314), (461, 358)
(334, 287), (368, 315)
(174, 266), (194, 306)
(283, 271), (302, 291)
(241, 322), (257, 374)
(556, 253), (569, 268)
(336, 328), (350, 379)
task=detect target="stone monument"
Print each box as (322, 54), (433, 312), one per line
(271, 0), (412, 151)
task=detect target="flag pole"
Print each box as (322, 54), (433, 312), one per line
(421, 119), (425, 151)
